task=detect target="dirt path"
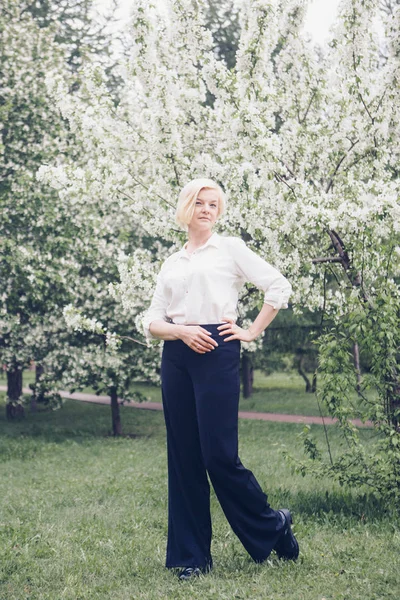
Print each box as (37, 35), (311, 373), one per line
(0, 385), (372, 427)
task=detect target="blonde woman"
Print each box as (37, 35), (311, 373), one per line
(143, 178), (299, 580)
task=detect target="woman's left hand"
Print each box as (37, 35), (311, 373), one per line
(217, 317), (255, 342)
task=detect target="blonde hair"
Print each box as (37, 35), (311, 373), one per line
(175, 178), (226, 230)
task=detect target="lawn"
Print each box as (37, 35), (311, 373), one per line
(134, 371), (326, 417)
(0, 395), (398, 600)
(0, 369), (326, 417)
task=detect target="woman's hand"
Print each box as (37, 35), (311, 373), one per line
(217, 317), (255, 343)
(178, 325), (219, 354)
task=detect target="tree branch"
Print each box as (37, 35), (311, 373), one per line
(118, 334), (147, 346)
(278, 158), (296, 179)
(117, 189), (153, 218)
(127, 174), (175, 208)
(327, 230), (372, 305)
(352, 49), (374, 124)
(274, 171), (297, 198)
(325, 139), (359, 193)
(312, 257), (343, 264)
(299, 90), (316, 125)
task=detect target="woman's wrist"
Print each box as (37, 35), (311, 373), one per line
(148, 320), (186, 341)
(173, 324), (185, 340)
(247, 305), (279, 342)
(247, 328), (258, 342)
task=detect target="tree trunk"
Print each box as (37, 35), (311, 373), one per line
(311, 372), (317, 393)
(296, 355), (313, 393)
(31, 363), (45, 412)
(110, 388), (122, 436)
(6, 369), (24, 419)
(242, 352), (253, 398)
(352, 342), (362, 393)
(384, 375), (400, 430)
(318, 230), (399, 425)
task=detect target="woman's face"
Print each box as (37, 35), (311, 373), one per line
(188, 188), (219, 232)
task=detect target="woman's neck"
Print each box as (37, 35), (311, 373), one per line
(186, 229), (214, 252)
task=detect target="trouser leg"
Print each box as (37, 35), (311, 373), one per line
(161, 341), (212, 568)
(189, 332), (284, 563)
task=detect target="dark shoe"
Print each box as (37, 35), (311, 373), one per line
(274, 508), (299, 561)
(178, 560), (212, 580)
(178, 567), (202, 580)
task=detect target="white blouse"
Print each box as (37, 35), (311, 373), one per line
(143, 232), (292, 342)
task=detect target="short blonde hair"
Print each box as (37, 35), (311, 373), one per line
(175, 178), (226, 230)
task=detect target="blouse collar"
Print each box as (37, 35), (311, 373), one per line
(179, 231), (221, 256)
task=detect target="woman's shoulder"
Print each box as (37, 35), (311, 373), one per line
(159, 248), (183, 272)
(219, 235), (247, 250)
(219, 234), (244, 246)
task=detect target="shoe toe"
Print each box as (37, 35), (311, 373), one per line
(178, 567), (201, 580)
(178, 560), (212, 580)
(275, 508), (299, 561)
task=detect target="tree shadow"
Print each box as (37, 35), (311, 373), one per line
(274, 487), (395, 523)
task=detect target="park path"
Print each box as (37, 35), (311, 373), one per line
(0, 385), (371, 427)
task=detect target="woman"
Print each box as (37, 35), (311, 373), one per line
(143, 178), (299, 580)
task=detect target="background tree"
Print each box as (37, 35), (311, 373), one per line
(0, 0), (121, 418)
(380, 0), (400, 15)
(44, 0), (400, 502)
(0, 1), (70, 416)
(204, 0), (241, 69)
(255, 308), (322, 393)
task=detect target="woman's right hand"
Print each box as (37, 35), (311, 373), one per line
(178, 325), (218, 354)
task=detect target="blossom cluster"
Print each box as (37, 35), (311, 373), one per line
(40, 0), (400, 375)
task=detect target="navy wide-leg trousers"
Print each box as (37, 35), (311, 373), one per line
(161, 324), (284, 569)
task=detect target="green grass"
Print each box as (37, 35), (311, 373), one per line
(1, 369), (325, 417)
(0, 396), (398, 600)
(134, 371), (327, 417)
(238, 371), (324, 416)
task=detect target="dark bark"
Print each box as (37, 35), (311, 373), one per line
(327, 230), (369, 302)
(311, 372), (317, 393)
(353, 342), (362, 393)
(313, 230), (370, 303)
(110, 387), (122, 436)
(31, 363), (45, 412)
(296, 355), (313, 393)
(7, 369), (22, 400)
(314, 229), (400, 425)
(242, 352), (253, 398)
(6, 369), (24, 419)
(384, 375), (400, 430)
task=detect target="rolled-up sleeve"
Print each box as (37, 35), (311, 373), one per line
(142, 271), (168, 343)
(229, 238), (292, 309)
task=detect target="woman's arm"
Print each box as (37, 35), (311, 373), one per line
(218, 303), (279, 342)
(217, 237), (291, 342)
(149, 320), (218, 353)
(228, 237), (292, 310)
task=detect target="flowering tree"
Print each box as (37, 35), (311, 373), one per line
(59, 246), (159, 437)
(204, 0), (241, 69)
(0, 1), (72, 415)
(45, 0), (400, 499)
(24, 0), (119, 74)
(0, 0), (121, 418)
